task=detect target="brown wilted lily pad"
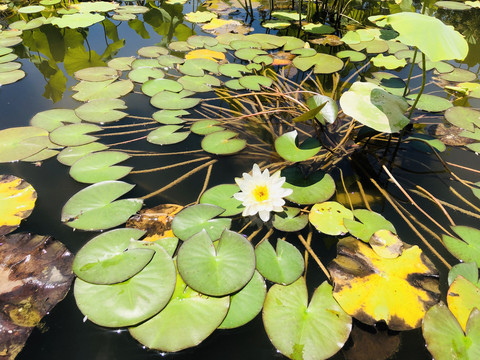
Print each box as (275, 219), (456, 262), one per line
(428, 124), (476, 146)
(0, 233), (74, 359)
(328, 237), (440, 330)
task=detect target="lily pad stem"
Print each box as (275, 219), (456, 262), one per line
(298, 233), (331, 281)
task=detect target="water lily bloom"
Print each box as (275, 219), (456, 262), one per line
(234, 164), (293, 222)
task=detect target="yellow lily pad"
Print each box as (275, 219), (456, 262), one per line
(0, 175), (37, 235)
(185, 49), (226, 62)
(309, 201), (353, 235)
(328, 237), (440, 330)
(369, 229), (403, 259)
(447, 276), (480, 332)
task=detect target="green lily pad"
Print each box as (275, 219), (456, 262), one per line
(423, 303), (480, 360)
(262, 20), (291, 29)
(30, 109), (82, 132)
(263, 278), (352, 360)
(219, 270), (266, 329)
(185, 11), (217, 23)
(157, 54), (185, 67)
(309, 201), (354, 235)
(234, 48), (267, 61)
(177, 229), (255, 296)
(0, 62), (21, 73)
(51, 13), (105, 28)
(18, 5), (45, 13)
(340, 81), (409, 133)
(72, 228), (150, 284)
(137, 46), (169, 58)
(129, 271), (229, 352)
(201, 130), (246, 155)
(444, 107), (480, 132)
(187, 35), (218, 48)
(49, 123), (101, 147)
(253, 55), (273, 65)
(107, 56), (135, 71)
(0, 53), (17, 64)
(371, 54), (407, 69)
(302, 23), (335, 34)
(199, 184), (243, 216)
(405, 133), (447, 152)
(448, 262), (479, 286)
(218, 63), (251, 78)
(75, 99), (127, 124)
(116, 5), (148, 13)
(178, 58), (219, 76)
(230, 40), (261, 50)
(141, 79), (183, 96)
(171, 204), (231, 241)
(131, 59), (162, 69)
(406, 94), (453, 112)
(168, 41), (193, 52)
(291, 48), (317, 57)
(190, 120), (223, 135)
(74, 66), (119, 82)
(344, 209), (396, 242)
(255, 239), (304, 285)
(272, 207), (309, 232)
(439, 68), (477, 82)
(150, 90), (201, 110)
(349, 39), (389, 53)
(147, 125), (190, 145)
(128, 67), (165, 83)
(271, 11), (307, 21)
(224, 79), (245, 90)
(72, 79), (134, 101)
(178, 74), (221, 92)
(246, 63), (262, 71)
(306, 94), (338, 124)
(238, 75), (273, 91)
(74, 242), (176, 327)
(281, 167), (335, 205)
(436, 0), (471, 9)
(61, 181), (143, 231)
(293, 53), (344, 74)
(22, 148), (60, 162)
(0, 70), (25, 85)
(152, 110), (189, 125)
(443, 226), (480, 264)
(57, 142), (109, 166)
(0, 126), (50, 163)
(69, 150), (132, 183)
(75, 1), (118, 12)
(336, 50), (367, 62)
(275, 130), (321, 162)
(365, 72), (406, 96)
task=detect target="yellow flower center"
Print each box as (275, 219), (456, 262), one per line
(253, 185), (269, 202)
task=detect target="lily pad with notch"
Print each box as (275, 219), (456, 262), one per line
(272, 207), (308, 232)
(30, 109), (82, 132)
(75, 99), (128, 124)
(365, 72), (406, 96)
(406, 94), (452, 112)
(190, 120), (224, 135)
(293, 53), (344, 74)
(309, 201), (354, 235)
(238, 75), (273, 91)
(178, 58), (219, 76)
(128, 67), (165, 83)
(141, 78), (183, 96)
(147, 125), (190, 145)
(57, 142), (109, 166)
(69, 150), (132, 183)
(152, 110), (189, 125)
(344, 209), (396, 242)
(281, 167), (335, 205)
(275, 130), (321, 162)
(444, 106), (480, 132)
(218, 63), (251, 78)
(72, 79), (134, 101)
(199, 184), (243, 216)
(49, 123), (102, 147)
(447, 276), (480, 332)
(448, 262), (479, 286)
(201, 130), (246, 155)
(178, 74), (221, 92)
(151, 90), (201, 110)
(137, 46), (169, 58)
(74, 67), (119, 82)
(0, 126), (50, 162)
(443, 225), (480, 265)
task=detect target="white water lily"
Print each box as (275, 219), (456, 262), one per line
(234, 164), (293, 222)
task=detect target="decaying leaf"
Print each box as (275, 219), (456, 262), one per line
(0, 233), (74, 359)
(0, 175), (37, 236)
(126, 204), (184, 241)
(328, 237), (440, 330)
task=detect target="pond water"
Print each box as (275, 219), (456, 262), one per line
(1, 1), (480, 359)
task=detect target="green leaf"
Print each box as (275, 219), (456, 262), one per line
(137, 46), (168, 58)
(234, 48), (267, 61)
(128, 67), (165, 83)
(293, 53), (344, 74)
(61, 181), (143, 231)
(406, 94), (453, 112)
(272, 207), (309, 232)
(69, 151), (132, 183)
(147, 125), (190, 145)
(141, 79), (183, 96)
(152, 110), (189, 125)
(30, 109), (82, 132)
(218, 63), (251, 78)
(448, 263), (479, 286)
(75, 1), (118, 12)
(177, 230), (255, 296)
(306, 94), (338, 124)
(309, 201), (354, 235)
(56, 142), (108, 166)
(171, 204), (231, 241)
(275, 130), (321, 162)
(238, 75), (273, 91)
(150, 90), (201, 110)
(0, 127), (50, 162)
(178, 74), (221, 92)
(255, 239), (304, 285)
(201, 130), (247, 155)
(72, 228), (150, 284)
(72, 79), (134, 101)
(281, 167), (335, 205)
(75, 99), (127, 124)
(344, 209), (396, 242)
(49, 123), (101, 147)
(190, 120), (223, 135)
(365, 72), (406, 96)
(0, 70), (25, 85)
(129, 271), (229, 352)
(371, 54), (407, 69)
(443, 226), (480, 264)
(185, 11), (217, 23)
(199, 184), (244, 216)
(74, 66), (119, 82)
(51, 13), (105, 29)
(108, 56), (135, 71)
(263, 278), (352, 360)
(336, 50), (366, 62)
(18, 5), (45, 13)
(178, 58), (219, 76)
(444, 106), (480, 132)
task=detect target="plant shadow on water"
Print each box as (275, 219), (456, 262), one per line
(1, 0), (480, 359)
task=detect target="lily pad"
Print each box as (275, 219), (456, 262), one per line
(309, 201), (353, 235)
(171, 204), (231, 241)
(302, 23), (335, 34)
(328, 237), (440, 330)
(444, 106), (480, 132)
(69, 150), (132, 183)
(74, 242), (176, 327)
(152, 110), (189, 125)
(51, 13), (105, 29)
(0, 70), (25, 85)
(177, 229), (255, 296)
(190, 120), (223, 135)
(255, 239), (304, 285)
(128, 67), (165, 83)
(443, 225), (480, 266)
(0, 175), (37, 236)
(185, 11), (217, 23)
(238, 75), (273, 91)
(218, 63), (251, 78)
(274, 130), (321, 162)
(293, 53), (344, 74)
(61, 181), (143, 231)
(178, 74), (221, 92)
(72, 228), (151, 284)
(0, 62), (21, 73)
(281, 167), (335, 205)
(178, 58), (219, 76)
(365, 72), (406, 96)
(344, 209), (396, 242)
(150, 90), (201, 110)
(263, 278), (352, 360)
(142, 79), (183, 96)
(448, 276), (480, 331)
(137, 46), (169, 58)
(439, 68), (477, 82)
(49, 123), (101, 147)
(30, 109), (82, 132)
(201, 130), (246, 155)
(107, 56), (135, 71)
(74, 1), (118, 13)
(0, 126), (50, 163)
(74, 66), (119, 82)
(336, 50), (367, 62)
(157, 54), (185, 67)
(75, 99), (127, 124)
(199, 184), (243, 216)
(272, 207), (309, 232)
(129, 271), (229, 352)
(147, 125), (190, 145)
(72, 79), (134, 101)
(406, 94), (453, 112)
(371, 54), (407, 69)
(448, 262), (479, 286)
(234, 48), (267, 61)
(340, 81), (410, 133)
(56, 142), (109, 166)
(18, 5), (45, 13)
(369, 230), (404, 259)
(306, 94), (338, 124)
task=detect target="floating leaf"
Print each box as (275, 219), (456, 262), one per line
(0, 175), (37, 236)
(371, 54), (407, 69)
(306, 94), (338, 124)
(340, 81), (409, 133)
(129, 270), (229, 352)
(137, 46), (168, 58)
(69, 150), (132, 183)
(369, 230), (404, 259)
(185, 49), (225, 62)
(349, 39), (389, 53)
(272, 207), (309, 232)
(234, 48), (267, 61)
(74, 242), (176, 327)
(271, 11), (307, 21)
(448, 262), (479, 286)
(51, 13), (105, 29)
(275, 130), (321, 162)
(177, 229), (255, 296)
(302, 23), (335, 34)
(72, 228), (151, 284)
(178, 74), (221, 92)
(263, 278), (352, 360)
(107, 56), (135, 71)
(190, 120), (223, 135)
(238, 75), (273, 91)
(74, 1), (118, 12)
(142, 79), (183, 97)
(49, 123), (101, 147)
(30, 109), (82, 132)
(444, 106), (480, 132)
(262, 20), (291, 29)
(328, 237), (440, 330)
(56, 142), (108, 166)
(61, 181), (143, 231)
(219, 270), (266, 329)
(365, 72), (406, 96)
(72, 79), (134, 101)
(0, 127), (50, 162)
(443, 226), (480, 264)
(448, 276), (480, 331)
(309, 201), (353, 235)
(344, 209), (396, 242)
(150, 90), (201, 110)
(74, 66), (119, 82)
(282, 167), (335, 205)
(201, 130), (246, 155)
(18, 5), (45, 13)
(128, 67), (165, 83)
(147, 125), (190, 145)
(0, 70), (25, 85)
(293, 53), (344, 74)
(218, 63), (250, 78)
(178, 58), (219, 76)
(171, 204), (231, 241)
(336, 50), (366, 62)
(406, 94), (453, 112)
(436, 0), (471, 9)
(185, 11), (217, 23)
(255, 239), (304, 285)
(75, 99), (127, 124)
(199, 184), (243, 216)
(152, 110), (189, 125)
(157, 54), (185, 68)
